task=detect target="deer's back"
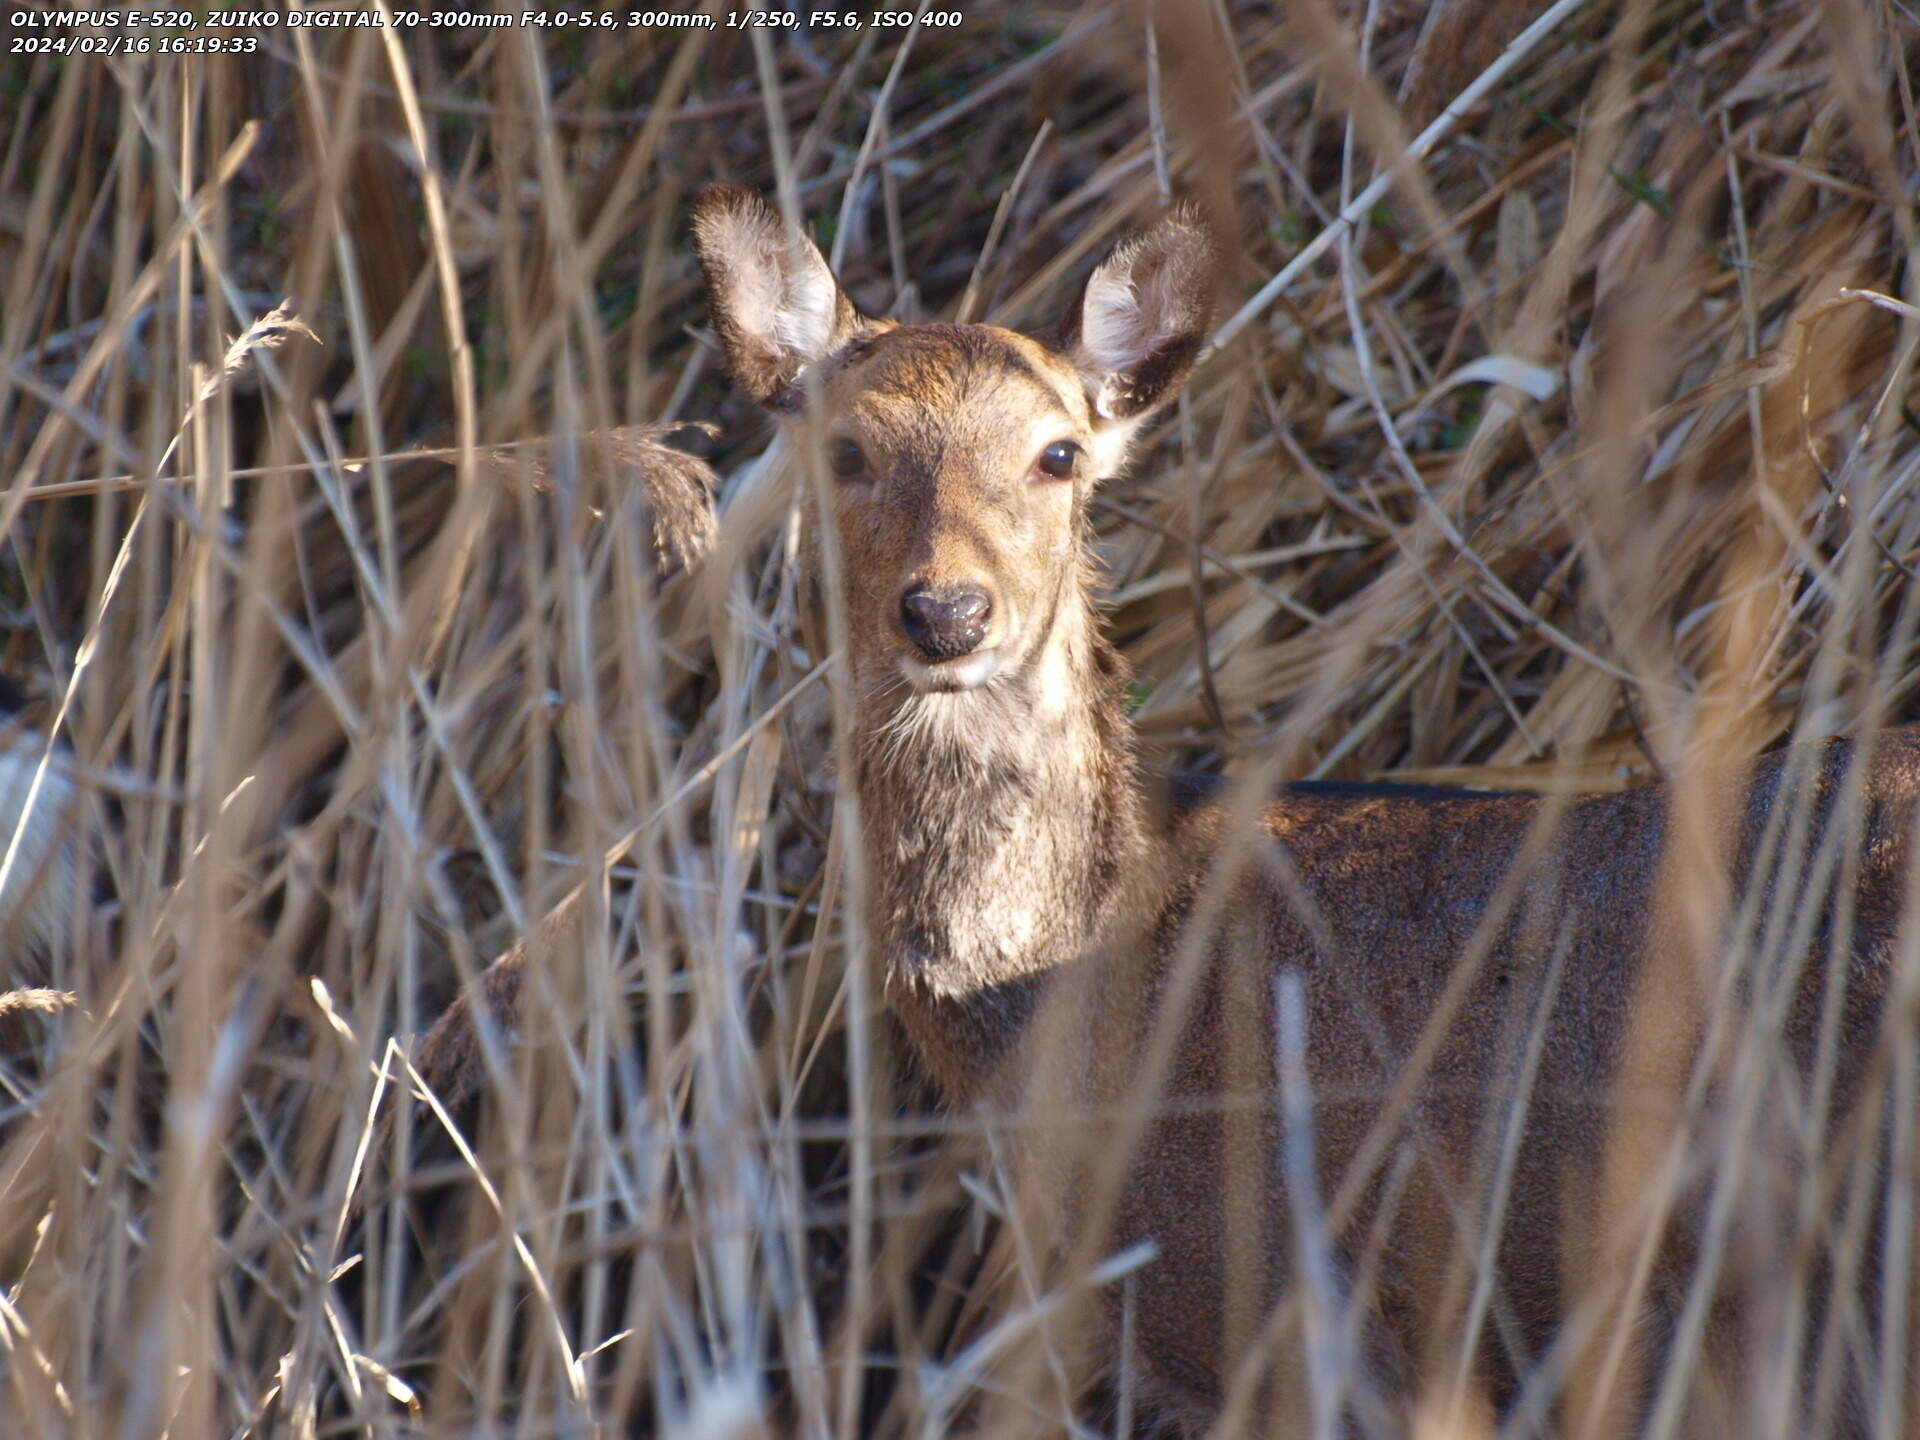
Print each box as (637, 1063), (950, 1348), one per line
(1083, 728), (1920, 1418)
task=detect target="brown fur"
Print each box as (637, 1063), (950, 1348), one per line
(412, 189), (1920, 1431)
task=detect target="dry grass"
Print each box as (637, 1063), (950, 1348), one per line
(1, 0), (1918, 1433)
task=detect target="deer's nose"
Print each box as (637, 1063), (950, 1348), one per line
(900, 585), (992, 661)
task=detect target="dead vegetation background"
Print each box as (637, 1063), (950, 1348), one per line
(1, 0), (1919, 1433)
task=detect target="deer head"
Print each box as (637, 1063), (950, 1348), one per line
(691, 185), (1217, 709)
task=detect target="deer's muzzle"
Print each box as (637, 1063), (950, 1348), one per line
(900, 585), (993, 661)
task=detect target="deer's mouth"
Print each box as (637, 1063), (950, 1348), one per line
(899, 647), (1003, 693)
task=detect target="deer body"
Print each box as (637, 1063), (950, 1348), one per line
(1078, 759), (1913, 1420)
(682, 186), (1920, 1427)
(853, 555), (1915, 1420)
(683, 186), (1920, 1427)
(416, 188), (1919, 1429)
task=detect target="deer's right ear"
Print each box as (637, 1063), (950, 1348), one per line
(692, 185), (865, 409)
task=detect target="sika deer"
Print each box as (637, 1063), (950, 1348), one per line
(416, 187), (1920, 1433)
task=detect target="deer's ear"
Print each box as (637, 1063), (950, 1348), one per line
(1066, 205), (1217, 423)
(692, 185), (866, 409)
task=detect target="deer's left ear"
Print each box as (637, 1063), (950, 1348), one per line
(1065, 205), (1218, 423)
(692, 184), (868, 409)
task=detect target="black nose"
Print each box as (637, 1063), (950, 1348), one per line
(900, 585), (992, 661)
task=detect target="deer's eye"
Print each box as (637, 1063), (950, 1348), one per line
(831, 438), (868, 478)
(1036, 440), (1082, 481)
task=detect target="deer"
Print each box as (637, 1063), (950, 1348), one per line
(411, 185), (1920, 1434)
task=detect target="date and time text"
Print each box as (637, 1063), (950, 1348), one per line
(10, 4), (962, 52)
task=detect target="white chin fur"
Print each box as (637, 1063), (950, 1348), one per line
(899, 648), (1002, 693)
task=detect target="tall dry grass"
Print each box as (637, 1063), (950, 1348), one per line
(1, 0), (1918, 1433)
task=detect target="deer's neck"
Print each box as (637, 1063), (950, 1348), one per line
(853, 592), (1147, 1101)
